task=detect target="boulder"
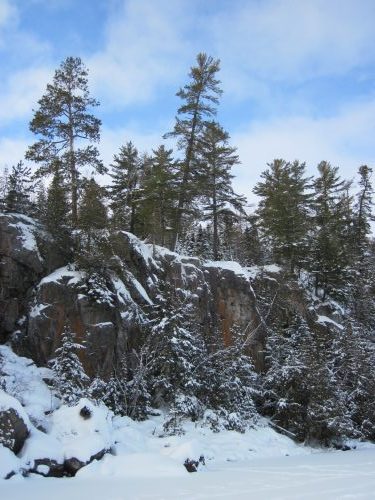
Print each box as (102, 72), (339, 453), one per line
(0, 391), (30, 454)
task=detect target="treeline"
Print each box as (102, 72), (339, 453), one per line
(1, 54), (375, 444)
(0, 54), (373, 304)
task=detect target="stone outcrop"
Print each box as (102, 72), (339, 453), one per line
(0, 391), (30, 454)
(0, 214), (271, 374)
(0, 407), (29, 454)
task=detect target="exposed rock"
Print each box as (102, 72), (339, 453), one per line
(0, 213), (67, 344)
(64, 449), (107, 476)
(0, 406), (29, 454)
(0, 215), (275, 374)
(32, 458), (65, 477)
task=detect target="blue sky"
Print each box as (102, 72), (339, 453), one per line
(1, 0), (375, 202)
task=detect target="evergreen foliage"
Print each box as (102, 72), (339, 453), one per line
(3, 161), (34, 215)
(310, 161), (351, 300)
(50, 324), (89, 405)
(108, 142), (141, 232)
(139, 145), (177, 246)
(198, 121), (245, 260)
(165, 52), (222, 248)
(26, 56), (105, 227)
(254, 159), (311, 272)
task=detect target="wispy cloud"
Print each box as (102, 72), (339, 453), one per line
(0, 67), (53, 127)
(212, 0), (375, 86)
(88, 0), (195, 108)
(232, 98), (375, 202)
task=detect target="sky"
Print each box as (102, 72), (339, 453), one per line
(1, 0), (375, 204)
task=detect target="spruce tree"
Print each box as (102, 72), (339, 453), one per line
(165, 53), (222, 248)
(254, 159), (311, 272)
(310, 161), (351, 300)
(139, 145), (177, 247)
(3, 161), (34, 215)
(78, 177), (108, 252)
(198, 121), (244, 260)
(26, 57), (105, 227)
(45, 168), (72, 251)
(353, 165), (373, 259)
(108, 142), (141, 233)
(50, 325), (89, 405)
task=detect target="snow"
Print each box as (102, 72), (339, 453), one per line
(111, 275), (134, 304)
(0, 444), (21, 479)
(20, 428), (63, 467)
(7, 214), (43, 260)
(204, 261), (282, 282)
(2, 447), (375, 499)
(129, 275), (153, 304)
(316, 315), (344, 330)
(122, 231), (161, 270)
(49, 399), (113, 463)
(1, 346), (375, 498)
(39, 266), (84, 287)
(0, 345), (55, 429)
(29, 303), (50, 319)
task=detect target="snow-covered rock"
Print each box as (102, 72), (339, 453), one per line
(0, 390), (30, 454)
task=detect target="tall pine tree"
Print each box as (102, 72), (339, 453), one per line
(165, 53), (222, 248)
(26, 57), (105, 227)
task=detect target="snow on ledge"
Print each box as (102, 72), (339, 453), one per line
(39, 266), (84, 287)
(316, 315), (344, 330)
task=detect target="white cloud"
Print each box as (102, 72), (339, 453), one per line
(88, 0), (195, 108)
(0, 0), (15, 27)
(232, 98), (375, 202)
(0, 66), (53, 126)
(212, 0), (375, 87)
(0, 137), (29, 169)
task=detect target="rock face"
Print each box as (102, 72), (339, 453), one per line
(0, 214), (268, 374)
(0, 407), (29, 454)
(0, 391), (30, 454)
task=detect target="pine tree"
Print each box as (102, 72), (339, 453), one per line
(198, 121), (245, 260)
(3, 161), (34, 215)
(26, 57), (105, 227)
(50, 325), (89, 405)
(165, 53), (222, 248)
(254, 159), (311, 272)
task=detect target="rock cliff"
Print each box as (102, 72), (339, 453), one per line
(0, 214), (272, 375)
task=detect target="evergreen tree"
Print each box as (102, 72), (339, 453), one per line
(78, 177), (108, 252)
(353, 165), (373, 260)
(50, 324), (89, 405)
(34, 181), (48, 221)
(254, 159), (311, 272)
(26, 57), (105, 227)
(108, 142), (141, 233)
(0, 166), (9, 211)
(139, 145), (177, 247)
(198, 121), (244, 260)
(45, 168), (72, 251)
(165, 53), (222, 248)
(310, 161), (351, 300)
(3, 161), (34, 215)
(149, 284), (206, 416)
(263, 316), (355, 444)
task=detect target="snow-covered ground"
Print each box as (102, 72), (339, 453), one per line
(2, 446), (375, 500)
(1, 321), (375, 499)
